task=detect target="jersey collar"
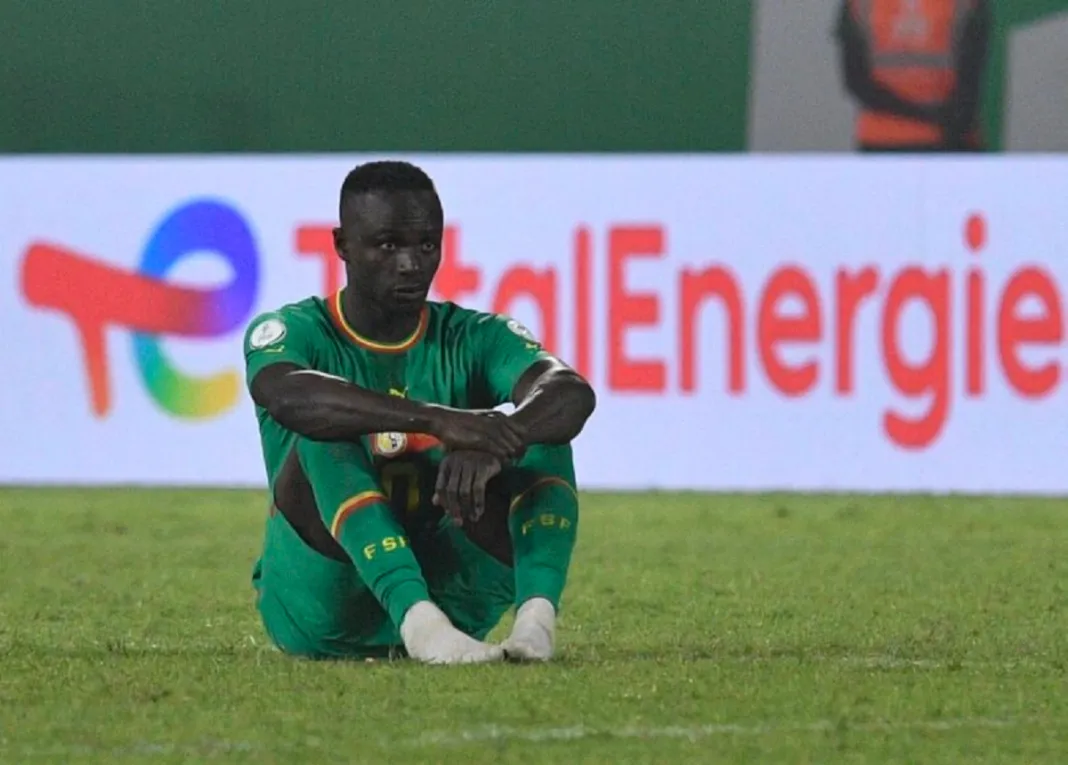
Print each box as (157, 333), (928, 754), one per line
(328, 290), (429, 353)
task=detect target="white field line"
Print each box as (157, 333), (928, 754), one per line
(404, 716), (1036, 748)
(726, 654), (1047, 670)
(0, 717), (1040, 759)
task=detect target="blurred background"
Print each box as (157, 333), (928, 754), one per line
(5, 0), (1066, 153)
(3, 0), (1067, 492)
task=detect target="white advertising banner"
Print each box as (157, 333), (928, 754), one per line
(2, 156), (1066, 493)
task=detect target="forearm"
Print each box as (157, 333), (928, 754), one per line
(510, 376), (595, 446)
(259, 370), (451, 441)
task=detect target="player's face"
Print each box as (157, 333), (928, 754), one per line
(335, 190), (443, 310)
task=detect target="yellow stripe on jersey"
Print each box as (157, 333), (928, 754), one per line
(509, 477), (577, 514)
(329, 290), (428, 353)
(330, 490), (388, 538)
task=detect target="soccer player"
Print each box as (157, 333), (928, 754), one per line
(244, 161), (596, 665)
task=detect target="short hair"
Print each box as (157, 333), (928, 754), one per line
(339, 160), (439, 217)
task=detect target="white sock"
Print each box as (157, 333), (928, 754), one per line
(502, 597), (556, 661)
(399, 601), (504, 665)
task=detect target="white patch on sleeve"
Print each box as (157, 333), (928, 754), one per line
(505, 318), (537, 342)
(249, 318), (287, 349)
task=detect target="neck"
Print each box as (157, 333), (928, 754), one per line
(340, 287), (423, 344)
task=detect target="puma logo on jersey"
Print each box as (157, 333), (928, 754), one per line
(389, 387), (408, 398)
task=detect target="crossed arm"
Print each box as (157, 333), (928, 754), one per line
(251, 356), (596, 519)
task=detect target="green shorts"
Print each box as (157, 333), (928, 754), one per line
(252, 441), (576, 659)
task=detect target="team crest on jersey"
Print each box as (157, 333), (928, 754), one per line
(506, 318), (537, 342)
(373, 432), (409, 457)
(371, 431), (442, 458)
(249, 318), (286, 349)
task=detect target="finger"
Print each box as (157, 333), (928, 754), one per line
(481, 412), (524, 447)
(436, 458), (464, 524)
(471, 465), (490, 521)
(474, 457), (504, 522)
(502, 429), (524, 456)
(482, 434), (516, 462)
(485, 410), (525, 438)
(433, 459), (450, 506)
(445, 458), (466, 522)
(490, 424), (524, 459)
(481, 441), (511, 461)
(458, 461), (477, 520)
(500, 416), (528, 439)
(462, 421), (505, 458)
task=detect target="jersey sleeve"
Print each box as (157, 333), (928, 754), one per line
(242, 310), (318, 390)
(467, 313), (556, 405)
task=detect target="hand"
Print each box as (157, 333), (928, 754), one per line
(433, 450), (504, 525)
(430, 409), (527, 461)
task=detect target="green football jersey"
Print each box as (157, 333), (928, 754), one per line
(242, 289), (552, 530)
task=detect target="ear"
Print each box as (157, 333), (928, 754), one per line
(332, 227), (348, 263)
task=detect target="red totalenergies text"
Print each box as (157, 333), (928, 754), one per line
(293, 213), (1063, 451)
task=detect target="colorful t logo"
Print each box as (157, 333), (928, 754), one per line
(20, 199), (259, 419)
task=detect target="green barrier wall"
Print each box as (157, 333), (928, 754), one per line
(1, 1), (752, 153)
(4, 1), (1062, 153)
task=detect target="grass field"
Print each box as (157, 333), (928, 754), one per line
(0, 488), (1066, 764)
